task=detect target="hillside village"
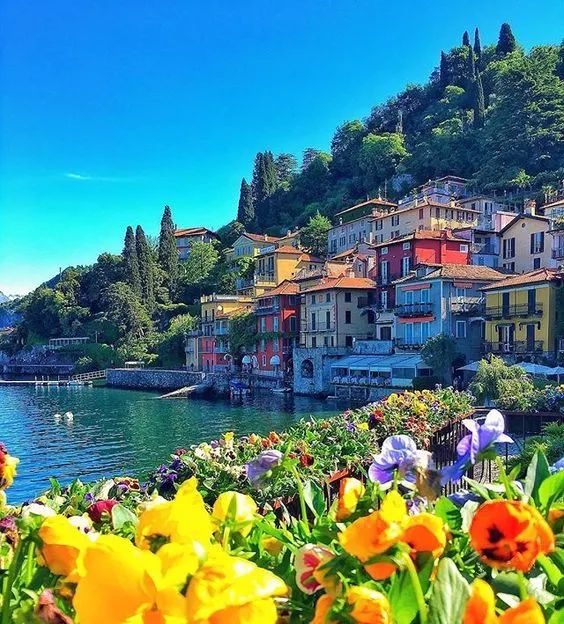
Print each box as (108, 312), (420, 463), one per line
(180, 175), (564, 397)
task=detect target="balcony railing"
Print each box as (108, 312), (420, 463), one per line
(552, 247), (564, 259)
(449, 297), (485, 314)
(483, 341), (544, 355)
(254, 273), (276, 285)
(485, 303), (543, 319)
(394, 338), (426, 351)
(301, 322), (336, 333)
(395, 302), (433, 317)
(255, 303), (280, 315)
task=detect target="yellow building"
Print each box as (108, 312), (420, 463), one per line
(253, 246), (324, 296)
(481, 268), (564, 362)
(224, 233), (281, 265)
(300, 276), (377, 348)
(498, 213), (552, 273)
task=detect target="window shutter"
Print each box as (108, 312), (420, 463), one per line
(530, 233), (534, 254)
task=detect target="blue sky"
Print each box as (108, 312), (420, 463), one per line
(1, 1), (563, 295)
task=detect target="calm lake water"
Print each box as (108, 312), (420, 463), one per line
(0, 386), (342, 503)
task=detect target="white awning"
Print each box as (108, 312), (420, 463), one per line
(331, 353), (430, 373)
(241, 355), (251, 364)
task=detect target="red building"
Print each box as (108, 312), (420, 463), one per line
(372, 230), (471, 309)
(255, 280), (300, 373)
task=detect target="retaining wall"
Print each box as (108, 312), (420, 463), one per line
(106, 368), (230, 393)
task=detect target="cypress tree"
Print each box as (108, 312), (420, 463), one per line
(439, 51), (449, 88)
(474, 70), (485, 129)
(473, 28), (482, 63)
(236, 178), (254, 227)
(123, 226), (141, 297)
(251, 151), (278, 229)
(462, 30), (470, 47)
(157, 205), (178, 291)
(466, 46), (476, 82)
(496, 23), (516, 55)
(135, 225), (155, 312)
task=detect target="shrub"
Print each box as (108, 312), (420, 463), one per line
(411, 375), (442, 390)
(469, 356), (534, 406)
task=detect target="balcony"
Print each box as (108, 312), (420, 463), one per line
(485, 303), (543, 319)
(302, 322), (336, 333)
(449, 297), (485, 315)
(395, 302), (433, 317)
(483, 341), (544, 355)
(254, 273), (276, 286)
(255, 303), (280, 315)
(394, 339), (425, 351)
(552, 247), (564, 259)
(471, 243), (497, 255)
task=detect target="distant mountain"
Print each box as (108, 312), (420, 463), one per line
(0, 292), (19, 303)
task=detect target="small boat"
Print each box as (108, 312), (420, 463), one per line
(64, 411), (74, 422)
(271, 387), (291, 394)
(53, 413), (62, 422)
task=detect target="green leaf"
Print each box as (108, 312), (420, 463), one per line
(388, 570), (418, 624)
(111, 504), (138, 530)
(435, 497), (462, 531)
(525, 451), (551, 504)
(538, 471), (564, 511)
(428, 558), (471, 624)
(303, 480), (326, 518)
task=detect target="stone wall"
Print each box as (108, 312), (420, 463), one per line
(106, 368), (231, 393)
(292, 347), (350, 395)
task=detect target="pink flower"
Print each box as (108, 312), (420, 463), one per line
(87, 499), (118, 523)
(294, 544), (334, 595)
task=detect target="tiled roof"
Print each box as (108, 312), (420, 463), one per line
(243, 233), (281, 243)
(425, 264), (507, 280)
(301, 277), (377, 293)
(259, 280), (299, 298)
(481, 268), (563, 291)
(270, 245), (302, 255)
(299, 253), (324, 263)
(174, 227), (218, 238)
(335, 197), (397, 217)
(498, 214), (550, 235)
(374, 229), (470, 247)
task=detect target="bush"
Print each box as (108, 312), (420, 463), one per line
(469, 356), (534, 406)
(411, 375), (442, 390)
(510, 422), (564, 476)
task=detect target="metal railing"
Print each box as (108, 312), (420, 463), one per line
(394, 339), (425, 350)
(70, 369), (107, 381)
(552, 247), (564, 259)
(395, 302), (433, 317)
(485, 303), (543, 319)
(301, 322), (336, 333)
(483, 340), (544, 354)
(449, 297), (485, 314)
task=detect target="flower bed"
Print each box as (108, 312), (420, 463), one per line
(0, 406), (562, 623)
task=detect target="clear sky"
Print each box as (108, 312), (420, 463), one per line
(1, 1), (562, 295)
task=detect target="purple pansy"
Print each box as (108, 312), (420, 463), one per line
(368, 435), (429, 484)
(245, 449), (284, 486)
(550, 457), (564, 473)
(441, 409), (513, 484)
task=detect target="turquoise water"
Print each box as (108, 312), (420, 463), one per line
(0, 386), (341, 503)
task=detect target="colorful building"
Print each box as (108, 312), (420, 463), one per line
(498, 212), (552, 273)
(299, 276), (377, 349)
(174, 227), (219, 260)
(394, 264), (506, 362)
(481, 268), (564, 362)
(254, 280), (300, 373)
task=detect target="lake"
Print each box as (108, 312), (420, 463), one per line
(0, 385), (342, 503)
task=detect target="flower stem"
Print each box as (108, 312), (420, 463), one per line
(495, 456), (514, 499)
(516, 571), (528, 601)
(402, 553), (428, 624)
(290, 466), (310, 535)
(24, 541), (35, 585)
(1, 538), (24, 624)
(221, 525), (231, 553)
(537, 554), (562, 588)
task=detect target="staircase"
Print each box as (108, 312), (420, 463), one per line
(70, 369), (107, 382)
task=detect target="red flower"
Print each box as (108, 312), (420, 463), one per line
(87, 499), (118, 523)
(300, 454), (314, 467)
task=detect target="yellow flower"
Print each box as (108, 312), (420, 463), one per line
(38, 515), (90, 582)
(336, 478), (365, 522)
(136, 478), (214, 551)
(346, 586), (393, 623)
(357, 423), (369, 431)
(74, 535), (193, 624)
(312, 594), (335, 624)
(0, 450), (19, 490)
(339, 491), (405, 564)
(403, 513), (448, 559)
(186, 552), (287, 623)
(212, 491), (257, 537)
(261, 536), (283, 557)
(463, 579), (497, 624)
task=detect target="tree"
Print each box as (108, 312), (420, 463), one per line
(330, 120), (365, 179)
(236, 178), (254, 227)
(228, 311), (257, 364)
(300, 212), (332, 258)
(302, 148), (323, 170)
(251, 151), (278, 229)
(358, 132), (408, 191)
(180, 241), (219, 285)
(439, 51), (449, 88)
(135, 225), (155, 312)
(421, 334), (458, 384)
(157, 205), (178, 292)
(496, 23), (516, 55)
(462, 30), (470, 47)
(123, 226), (141, 297)
(274, 154), (298, 190)
(469, 356), (533, 406)
(473, 28), (482, 63)
(155, 313), (197, 367)
(474, 69), (486, 128)
(102, 282), (152, 343)
(216, 220), (245, 248)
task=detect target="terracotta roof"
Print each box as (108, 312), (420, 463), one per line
(270, 245), (302, 255)
(481, 268), (563, 291)
(498, 214), (550, 235)
(299, 253), (324, 263)
(301, 277), (377, 293)
(541, 197), (564, 210)
(374, 229), (470, 248)
(335, 197), (397, 217)
(174, 227), (218, 238)
(258, 280), (299, 298)
(422, 264), (507, 281)
(243, 233), (281, 243)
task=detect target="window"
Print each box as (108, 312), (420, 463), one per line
(391, 215), (400, 226)
(311, 337), (317, 348)
(456, 320), (467, 338)
(460, 244), (469, 253)
(344, 292), (352, 302)
(325, 292), (331, 302)
(380, 326), (392, 340)
(289, 316), (297, 332)
(418, 208), (423, 219)
(375, 220), (383, 230)
(380, 290), (388, 310)
(457, 211), (464, 221)
(301, 359), (313, 378)
(273, 317), (279, 332)
(273, 338), (279, 352)
(381, 246), (388, 255)
(530, 232), (544, 254)
(262, 355), (266, 366)
(260, 318), (266, 332)
(455, 287), (467, 299)
(311, 294), (316, 304)
(420, 288), (430, 303)
(345, 335), (354, 347)
(533, 257), (541, 269)
(446, 209), (454, 219)
(260, 338), (266, 351)
(401, 256), (411, 277)
(503, 262), (515, 272)
(503, 237), (516, 259)
(311, 312), (316, 330)
(403, 242), (411, 250)
(421, 322), (431, 342)
(323, 336), (329, 346)
(345, 310), (352, 324)
(435, 207), (441, 218)
(380, 260), (389, 284)
(325, 310), (331, 328)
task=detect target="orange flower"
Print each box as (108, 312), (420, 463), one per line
(312, 594), (335, 624)
(469, 500), (554, 572)
(339, 491), (405, 562)
(548, 507), (564, 527)
(499, 598), (545, 624)
(463, 580), (497, 624)
(336, 478), (365, 522)
(364, 561), (397, 581)
(346, 586), (393, 624)
(403, 513), (447, 559)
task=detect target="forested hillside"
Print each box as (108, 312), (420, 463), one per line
(218, 23), (564, 243)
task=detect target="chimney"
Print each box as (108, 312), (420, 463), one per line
(524, 199), (536, 216)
